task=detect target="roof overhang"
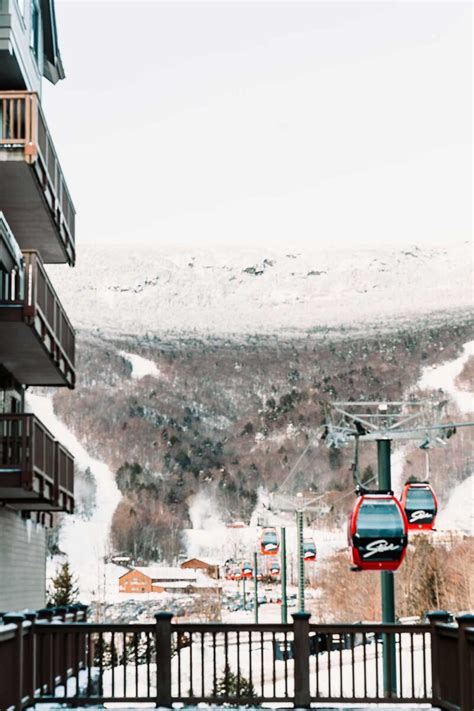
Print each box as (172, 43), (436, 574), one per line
(40, 0), (65, 83)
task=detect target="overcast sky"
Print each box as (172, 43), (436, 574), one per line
(43, 1), (472, 249)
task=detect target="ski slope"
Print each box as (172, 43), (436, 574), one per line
(26, 393), (123, 602)
(25, 336), (473, 602)
(119, 351), (162, 380)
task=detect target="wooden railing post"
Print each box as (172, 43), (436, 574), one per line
(37, 608), (55, 695)
(24, 611), (37, 706)
(3, 613), (25, 711)
(426, 610), (451, 705)
(456, 613), (474, 711)
(292, 611), (311, 708)
(155, 612), (173, 708)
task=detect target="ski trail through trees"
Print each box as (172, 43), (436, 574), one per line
(26, 393), (122, 602)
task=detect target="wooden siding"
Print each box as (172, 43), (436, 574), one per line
(0, 507), (46, 610)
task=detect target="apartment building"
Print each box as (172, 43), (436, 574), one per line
(0, 0), (75, 610)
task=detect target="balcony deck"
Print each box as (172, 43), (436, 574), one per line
(0, 92), (75, 265)
(0, 413), (74, 512)
(0, 246), (75, 388)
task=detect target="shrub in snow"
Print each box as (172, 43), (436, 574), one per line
(212, 664), (259, 706)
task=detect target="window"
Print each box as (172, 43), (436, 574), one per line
(357, 499), (405, 537)
(30, 0), (41, 62)
(406, 488), (436, 510)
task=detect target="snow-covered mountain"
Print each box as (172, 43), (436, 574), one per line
(46, 241), (472, 336)
(34, 240), (473, 607)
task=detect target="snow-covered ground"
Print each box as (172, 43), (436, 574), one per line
(46, 241), (471, 336)
(118, 351), (161, 380)
(415, 339), (474, 534)
(26, 332), (472, 606)
(418, 340), (474, 415)
(26, 393), (123, 602)
(40, 630), (434, 709)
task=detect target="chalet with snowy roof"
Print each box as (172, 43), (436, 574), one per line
(180, 557), (220, 579)
(119, 566), (220, 594)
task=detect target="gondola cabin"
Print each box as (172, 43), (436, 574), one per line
(269, 562), (280, 577)
(241, 561), (253, 579)
(230, 566), (242, 581)
(400, 483), (438, 530)
(303, 539), (317, 562)
(260, 527), (279, 555)
(349, 494), (408, 571)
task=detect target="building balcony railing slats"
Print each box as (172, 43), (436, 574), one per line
(0, 413), (74, 511)
(0, 91), (75, 265)
(0, 612), (473, 710)
(0, 242), (75, 387)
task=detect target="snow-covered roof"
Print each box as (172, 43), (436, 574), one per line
(181, 557), (221, 567)
(135, 566), (197, 581)
(160, 580), (221, 590)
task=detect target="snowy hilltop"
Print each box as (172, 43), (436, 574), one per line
(45, 241), (472, 337)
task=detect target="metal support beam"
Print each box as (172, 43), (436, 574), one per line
(377, 439), (397, 697)
(253, 551), (259, 624)
(281, 527), (288, 624)
(296, 510), (305, 613)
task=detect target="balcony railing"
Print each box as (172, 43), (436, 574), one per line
(0, 610), (473, 710)
(0, 413), (74, 512)
(0, 91), (75, 265)
(56, 441), (74, 513)
(0, 247), (75, 387)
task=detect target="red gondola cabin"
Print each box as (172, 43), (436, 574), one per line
(400, 483), (438, 531)
(260, 527), (279, 555)
(230, 566), (242, 581)
(348, 494), (408, 571)
(303, 539), (317, 562)
(241, 561), (253, 579)
(269, 562), (280, 577)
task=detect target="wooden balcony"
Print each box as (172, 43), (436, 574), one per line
(0, 92), (75, 265)
(0, 248), (75, 388)
(0, 414), (74, 512)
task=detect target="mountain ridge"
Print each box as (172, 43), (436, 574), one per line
(46, 241), (472, 336)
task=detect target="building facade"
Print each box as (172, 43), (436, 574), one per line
(0, 0), (75, 611)
(119, 567), (200, 594)
(180, 557), (220, 580)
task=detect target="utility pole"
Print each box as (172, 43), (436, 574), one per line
(296, 510), (305, 613)
(253, 551), (259, 624)
(281, 527), (288, 624)
(377, 438), (397, 696)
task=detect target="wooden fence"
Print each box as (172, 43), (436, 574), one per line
(0, 608), (472, 709)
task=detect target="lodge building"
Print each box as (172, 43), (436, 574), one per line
(119, 566), (222, 595)
(0, 0), (76, 610)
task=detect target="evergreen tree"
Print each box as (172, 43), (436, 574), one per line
(48, 561), (79, 606)
(213, 664), (259, 706)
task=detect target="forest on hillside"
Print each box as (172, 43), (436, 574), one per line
(52, 315), (473, 562)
